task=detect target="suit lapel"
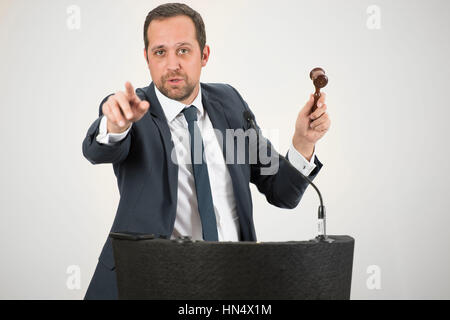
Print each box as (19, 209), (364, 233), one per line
(202, 85), (249, 240)
(143, 83), (178, 206)
(201, 85), (233, 160)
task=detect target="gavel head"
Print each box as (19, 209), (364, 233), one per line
(310, 67), (328, 89)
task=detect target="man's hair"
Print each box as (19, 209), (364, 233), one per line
(144, 3), (206, 56)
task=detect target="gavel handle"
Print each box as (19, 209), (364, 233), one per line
(312, 88), (321, 113)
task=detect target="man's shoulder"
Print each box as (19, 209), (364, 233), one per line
(201, 82), (244, 103)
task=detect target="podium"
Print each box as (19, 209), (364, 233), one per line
(110, 233), (354, 300)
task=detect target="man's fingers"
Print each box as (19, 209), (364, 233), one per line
(125, 81), (140, 103)
(310, 112), (329, 129)
(125, 81), (135, 98)
(103, 102), (117, 123)
(302, 92), (326, 116)
(109, 98), (127, 127)
(115, 92), (134, 121)
(135, 100), (150, 117)
(313, 119), (331, 132)
(140, 100), (150, 111)
(105, 83), (150, 125)
(313, 92), (327, 112)
(310, 103), (327, 120)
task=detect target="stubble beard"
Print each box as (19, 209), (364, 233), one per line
(158, 75), (196, 102)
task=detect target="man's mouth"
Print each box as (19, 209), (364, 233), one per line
(167, 78), (184, 84)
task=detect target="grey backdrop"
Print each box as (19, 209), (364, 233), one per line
(0, 0), (449, 299)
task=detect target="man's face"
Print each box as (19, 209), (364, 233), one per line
(145, 15), (209, 103)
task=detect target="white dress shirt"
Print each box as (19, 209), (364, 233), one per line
(96, 85), (317, 241)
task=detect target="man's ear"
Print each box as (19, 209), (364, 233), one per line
(201, 45), (210, 67)
(144, 48), (149, 64)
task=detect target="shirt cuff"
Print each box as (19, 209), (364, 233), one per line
(95, 115), (132, 145)
(287, 143), (317, 176)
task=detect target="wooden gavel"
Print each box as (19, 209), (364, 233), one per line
(310, 67), (328, 112)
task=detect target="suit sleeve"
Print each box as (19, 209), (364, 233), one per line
(82, 94), (132, 165)
(228, 85), (324, 209)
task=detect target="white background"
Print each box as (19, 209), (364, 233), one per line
(0, 0), (449, 299)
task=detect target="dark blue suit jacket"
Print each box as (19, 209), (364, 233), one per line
(82, 82), (323, 299)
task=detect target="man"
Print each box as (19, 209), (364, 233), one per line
(82, 3), (331, 300)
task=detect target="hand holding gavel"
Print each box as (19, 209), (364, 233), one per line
(292, 67), (330, 158)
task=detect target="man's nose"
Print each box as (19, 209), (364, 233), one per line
(166, 51), (181, 72)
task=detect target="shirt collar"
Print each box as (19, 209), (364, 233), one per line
(154, 84), (204, 123)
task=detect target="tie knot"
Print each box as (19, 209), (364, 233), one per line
(182, 105), (198, 123)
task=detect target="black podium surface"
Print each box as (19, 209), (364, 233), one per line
(110, 233), (354, 300)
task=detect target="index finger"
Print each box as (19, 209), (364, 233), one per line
(125, 81), (137, 100)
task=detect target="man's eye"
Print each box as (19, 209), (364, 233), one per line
(179, 48), (189, 54)
(155, 50), (164, 56)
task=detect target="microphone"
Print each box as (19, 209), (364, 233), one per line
(243, 110), (332, 243)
